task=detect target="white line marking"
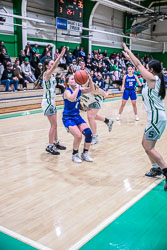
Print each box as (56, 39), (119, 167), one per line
(69, 178), (164, 250)
(0, 226), (53, 250)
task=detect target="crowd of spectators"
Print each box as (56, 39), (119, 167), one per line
(0, 40), (167, 92)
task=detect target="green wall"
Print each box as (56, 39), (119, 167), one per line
(0, 34), (16, 56)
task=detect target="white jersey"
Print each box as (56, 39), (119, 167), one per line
(80, 93), (103, 111)
(41, 72), (57, 116)
(42, 73), (57, 100)
(142, 75), (166, 121)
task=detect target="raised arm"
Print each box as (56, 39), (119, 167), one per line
(121, 75), (126, 91)
(122, 43), (156, 88)
(81, 75), (94, 94)
(134, 75), (143, 87)
(45, 47), (66, 81)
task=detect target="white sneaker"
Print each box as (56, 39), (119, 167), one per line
(81, 152), (93, 162)
(135, 116), (139, 121)
(116, 114), (120, 121)
(91, 134), (98, 145)
(107, 119), (114, 132)
(72, 153), (82, 163)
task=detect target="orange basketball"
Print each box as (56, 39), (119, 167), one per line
(74, 70), (89, 85)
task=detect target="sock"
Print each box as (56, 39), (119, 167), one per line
(54, 140), (59, 145)
(83, 149), (88, 153)
(104, 118), (109, 124)
(73, 149), (78, 155)
(152, 163), (159, 169)
(49, 144), (53, 147)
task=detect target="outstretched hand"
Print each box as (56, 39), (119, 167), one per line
(122, 42), (129, 52)
(122, 51), (130, 61)
(60, 46), (66, 57)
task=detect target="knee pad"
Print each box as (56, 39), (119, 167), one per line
(82, 128), (92, 143)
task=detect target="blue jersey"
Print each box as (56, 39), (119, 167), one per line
(125, 75), (136, 90)
(63, 88), (81, 116)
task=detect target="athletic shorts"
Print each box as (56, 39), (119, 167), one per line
(62, 115), (86, 132)
(144, 111), (167, 140)
(42, 99), (57, 116)
(88, 101), (101, 109)
(122, 89), (137, 101)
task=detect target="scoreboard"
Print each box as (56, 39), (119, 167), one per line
(55, 0), (84, 23)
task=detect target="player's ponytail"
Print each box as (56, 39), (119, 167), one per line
(148, 59), (166, 100)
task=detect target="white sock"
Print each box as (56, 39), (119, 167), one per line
(54, 140), (59, 145)
(152, 163), (159, 169)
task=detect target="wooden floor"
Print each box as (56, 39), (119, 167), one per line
(0, 96), (167, 249)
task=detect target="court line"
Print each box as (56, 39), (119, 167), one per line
(0, 226), (53, 250)
(69, 178), (163, 250)
(0, 128), (48, 137)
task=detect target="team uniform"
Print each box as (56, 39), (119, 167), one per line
(41, 73), (57, 116)
(80, 93), (103, 111)
(123, 74), (137, 100)
(142, 75), (167, 140)
(62, 88), (86, 130)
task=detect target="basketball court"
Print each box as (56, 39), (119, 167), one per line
(0, 96), (167, 249)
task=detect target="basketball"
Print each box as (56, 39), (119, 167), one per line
(74, 70), (89, 85)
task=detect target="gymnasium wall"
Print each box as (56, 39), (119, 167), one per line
(0, 0), (167, 67)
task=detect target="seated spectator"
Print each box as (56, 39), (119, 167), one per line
(78, 61), (90, 73)
(13, 59), (27, 90)
(66, 52), (73, 65)
(73, 46), (80, 59)
(59, 55), (67, 70)
(103, 49), (108, 57)
(1, 62), (19, 91)
(32, 44), (40, 54)
(31, 51), (40, 70)
(41, 44), (51, 59)
(0, 41), (7, 52)
(24, 43), (34, 61)
(21, 57), (36, 83)
(67, 64), (75, 75)
(93, 73), (105, 90)
(40, 51), (52, 64)
(56, 73), (65, 94)
(0, 48), (11, 66)
(86, 54), (92, 69)
(111, 70), (120, 81)
(34, 62), (43, 88)
(104, 75), (111, 90)
(79, 47), (86, 58)
(54, 49), (60, 61)
(19, 50), (26, 65)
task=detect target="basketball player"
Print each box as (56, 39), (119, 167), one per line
(122, 42), (167, 191)
(62, 74), (94, 163)
(80, 80), (114, 145)
(42, 46), (66, 155)
(116, 65), (142, 121)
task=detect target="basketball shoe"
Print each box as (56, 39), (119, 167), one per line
(81, 152), (93, 162)
(72, 153), (82, 163)
(54, 141), (66, 150)
(107, 119), (114, 132)
(46, 145), (60, 155)
(91, 134), (98, 145)
(145, 167), (162, 177)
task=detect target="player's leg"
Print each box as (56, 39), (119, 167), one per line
(145, 154), (161, 177)
(95, 113), (114, 132)
(53, 113), (66, 151)
(142, 135), (167, 190)
(87, 108), (99, 144)
(116, 99), (127, 121)
(131, 90), (139, 121)
(46, 114), (60, 155)
(69, 125), (83, 163)
(78, 122), (93, 162)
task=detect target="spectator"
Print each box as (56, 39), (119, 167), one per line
(79, 47), (86, 58)
(34, 63), (43, 88)
(1, 62), (19, 91)
(66, 52), (73, 65)
(31, 51), (40, 70)
(32, 44), (40, 54)
(54, 49), (60, 61)
(13, 59), (27, 90)
(59, 55), (67, 70)
(21, 57), (36, 83)
(19, 50), (26, 65)
(0, 48), (11, 66)
(86, 54), (92, 69)
(40, 51), (52, 64)
(0, 41), (7, 52)
(55, 73), (65, 94)
(41, 44), (51, 58)
(73, 46), (80, 59)
(67, 64), (75, 75)
(93, 73), (105, 90)
(24, 42), (34, 61)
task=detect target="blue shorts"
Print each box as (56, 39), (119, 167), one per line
(122, 89), (137, 100)
(62, 115), (86, 131)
